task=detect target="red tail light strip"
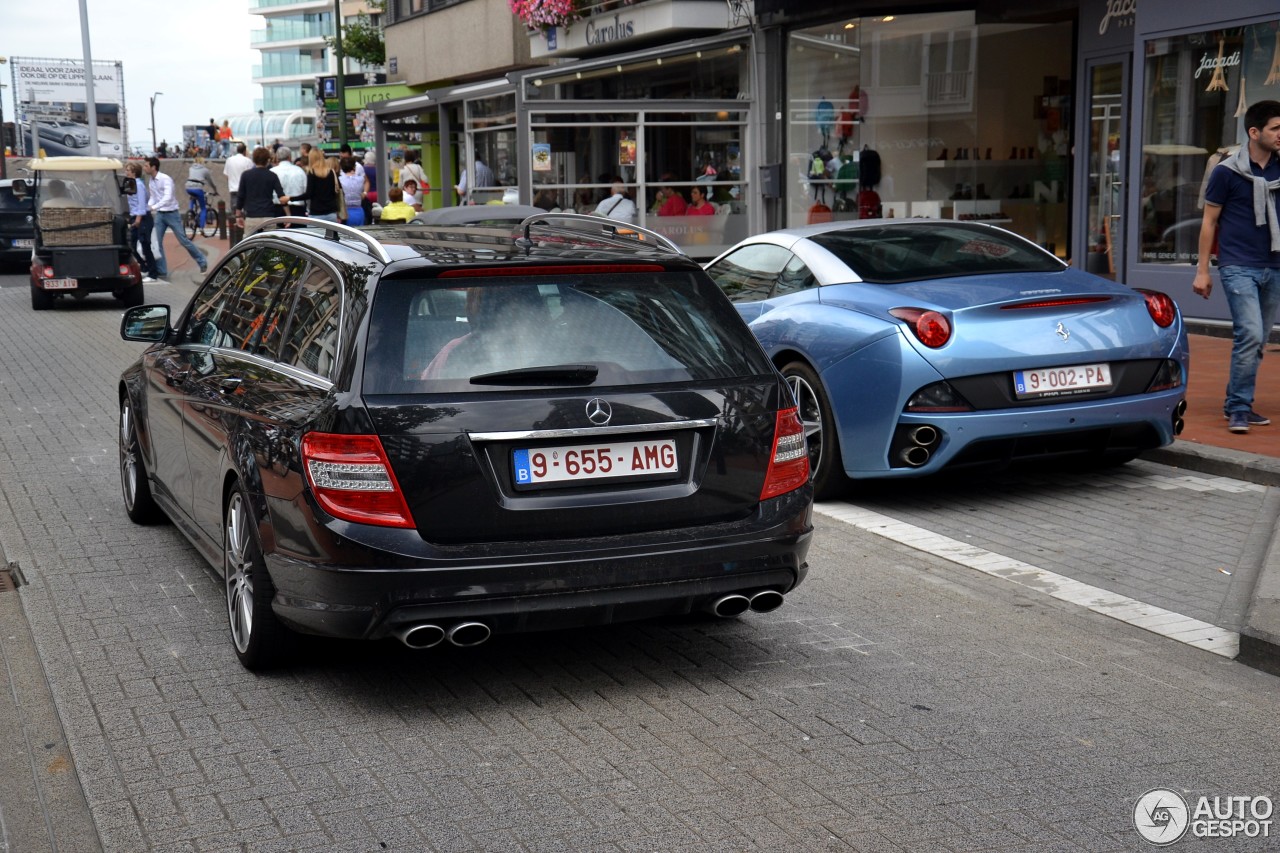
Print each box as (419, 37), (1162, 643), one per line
(439, 264), (664, 278)
(1000, 297), (1112, 310)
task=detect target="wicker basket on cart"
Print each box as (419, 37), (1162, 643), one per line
(39, 207), (115, 247)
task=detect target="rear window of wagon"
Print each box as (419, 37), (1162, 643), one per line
(362, 271), (774, 394)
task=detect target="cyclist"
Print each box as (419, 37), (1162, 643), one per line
(185, 155), (214, 229)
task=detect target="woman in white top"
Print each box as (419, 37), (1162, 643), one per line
(338, 157), (368, 226)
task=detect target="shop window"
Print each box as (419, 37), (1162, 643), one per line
(1139, 21), (1280, 265)
(527, 109), (748, 259)
(785, 12), (1072, 257)
(464, 94), (517, 205)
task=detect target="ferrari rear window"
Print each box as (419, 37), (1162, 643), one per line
(362, 271), (772, 394)
(809, 223), (1064, 284)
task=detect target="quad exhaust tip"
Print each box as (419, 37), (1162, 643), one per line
(907, 425), (938, 447)
(899, 445), (931, 467)
(395, 623), (445, 649)
(395, 621), (491, 648)
(748, 589), (785, 613)
(447, 621), (492, 647)
(706, 593), (751, 618)
(705, 590), (786, 617)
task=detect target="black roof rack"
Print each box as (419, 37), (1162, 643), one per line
(249, 217), (394, 263)
(516, 212), (684, 256)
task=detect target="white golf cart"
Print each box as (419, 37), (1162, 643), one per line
(13, 156), (144, 310)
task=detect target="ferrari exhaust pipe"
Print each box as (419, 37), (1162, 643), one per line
(899, 445), (931, 467)
(907, 425), (938, 446)
(706, 594), (751, 618)
(1173, 416), (1185, 435)
(395, 623), (445, 649)
(748, 590), (785, 613)
(446, 622), (491, 647)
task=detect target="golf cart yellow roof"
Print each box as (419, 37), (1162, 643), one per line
(27, 156), (124, 171)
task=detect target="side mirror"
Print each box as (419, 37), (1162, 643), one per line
(10, 179), (29, 199)
(120, 305), (171, 343)
(121, 176), (137, 196)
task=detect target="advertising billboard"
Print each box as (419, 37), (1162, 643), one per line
(9, 57), (128, 156)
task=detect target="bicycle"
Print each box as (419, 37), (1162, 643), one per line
(185, 186), (219, 239)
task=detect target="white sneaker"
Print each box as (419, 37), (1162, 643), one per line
(141, 276), (158, 283)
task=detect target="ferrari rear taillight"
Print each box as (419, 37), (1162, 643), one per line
(760, 407), (809, 500)
(1137, 289), (1177, 328)
(301, 432), (415, 528)
(890, 307), (952, 348)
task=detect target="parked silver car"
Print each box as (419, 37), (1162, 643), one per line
(34, 120), (92, 148)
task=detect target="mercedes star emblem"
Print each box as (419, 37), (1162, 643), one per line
(585, 398), (612, 426)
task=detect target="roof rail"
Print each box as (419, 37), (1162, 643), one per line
(249, 216), (394, 264)
(517, 212), (684, 256)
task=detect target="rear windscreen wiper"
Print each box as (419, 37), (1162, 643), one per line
(469, 364), (599, 385)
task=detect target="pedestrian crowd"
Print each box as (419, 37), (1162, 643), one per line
(126, 129), (532, 278)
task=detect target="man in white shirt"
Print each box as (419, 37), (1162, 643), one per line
(143, 157), (208, 278)
(271, 147), (307, 217)
(593, 182), (636, 223)
(223, 143), (253, 211)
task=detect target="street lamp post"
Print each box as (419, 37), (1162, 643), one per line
(149, 92), (162, 156)
(258, 109), (265, 148)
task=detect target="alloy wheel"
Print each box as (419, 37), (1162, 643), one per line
(787, 373), (825, 479)
(119, 402), (138, 510)
(224, 492), (255, 654)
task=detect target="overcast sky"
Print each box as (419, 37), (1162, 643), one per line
(1, 0), (261, 151)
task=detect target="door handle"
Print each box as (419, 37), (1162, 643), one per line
(165, 369), (190, 387)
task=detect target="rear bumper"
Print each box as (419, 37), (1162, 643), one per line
(262, 488), (814, 639)
(851, 387), (1186, 478)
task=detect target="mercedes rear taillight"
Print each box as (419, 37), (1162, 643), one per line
(301, 432), (415, 528)
(760, 407), (809, 500)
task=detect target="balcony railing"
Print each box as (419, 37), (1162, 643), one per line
(250, 21), (333, 44)
(252, 0), (329, 8)
(253, 56), (330, 80)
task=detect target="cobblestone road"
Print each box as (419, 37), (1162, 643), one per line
(0, 279), (1276, 851)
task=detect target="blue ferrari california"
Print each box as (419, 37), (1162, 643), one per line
(704, 220), (1189, 497)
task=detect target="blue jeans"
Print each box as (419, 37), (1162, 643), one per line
(129, 213), (158, 278)
(1221, 265), (1280, 414)
(152, 209), (206, 277)
(186, 188), (208, 227)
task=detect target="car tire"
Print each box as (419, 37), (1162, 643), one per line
(120, 281), (145, 308)
(63, 135), (75, 147)
(781, 361), (846, 500)
(224, 485), (292, 670)
(119, 398), (165, 525)
(30, 286), (54, 311)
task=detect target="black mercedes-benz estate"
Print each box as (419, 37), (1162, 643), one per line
(119, 215), (814, 669)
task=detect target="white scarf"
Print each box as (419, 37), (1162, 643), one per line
(1218, 144), (1280, 252)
